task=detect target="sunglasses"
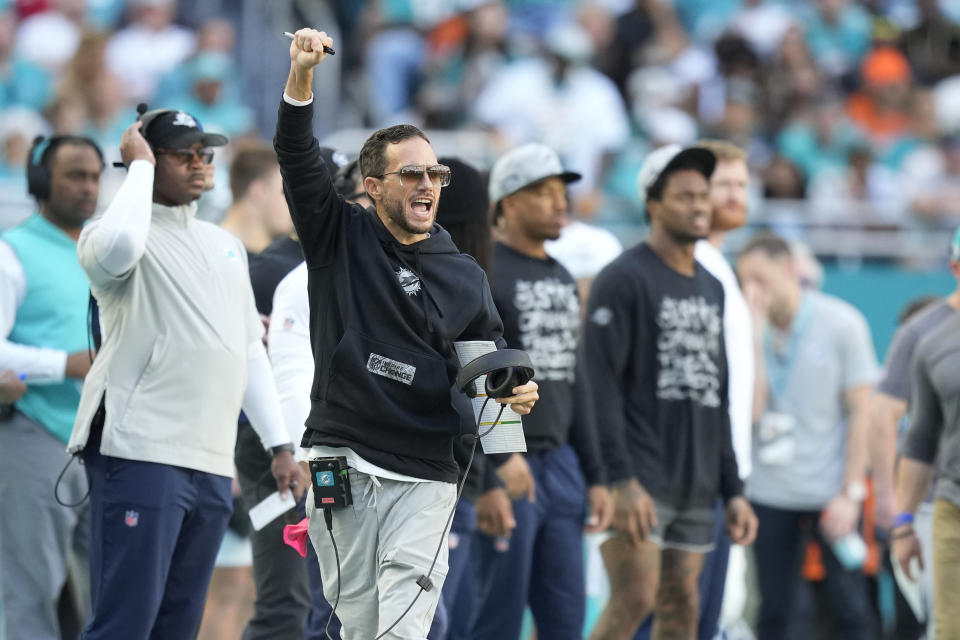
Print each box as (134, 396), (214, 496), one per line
(157, 148), (215, 165)
(378, 164), (451, 188)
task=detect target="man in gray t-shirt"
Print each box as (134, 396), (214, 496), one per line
(737, 233), (878, 640)
(871, 295), (951, 639)
(873, 299), (954, 524)
(894, 299), (960, 640)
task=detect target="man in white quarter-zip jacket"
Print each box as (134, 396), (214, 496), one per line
(67, 110), (303, 640)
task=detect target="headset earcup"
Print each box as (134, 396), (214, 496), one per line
(26, 161), (49, 200)
(26, 136), (50, 200)
(485, 367), (520, 399)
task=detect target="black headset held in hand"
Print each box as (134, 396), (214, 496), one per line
(455, 348), (535, 399)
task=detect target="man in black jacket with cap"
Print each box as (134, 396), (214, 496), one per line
(276, 29), (539, 639)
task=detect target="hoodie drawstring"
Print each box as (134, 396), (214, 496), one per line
(362, 474), (381, 509)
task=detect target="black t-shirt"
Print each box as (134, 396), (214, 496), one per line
(583, 242), (741, 508)
(489, 242), (605, 485)
(247, 236), (304, 315)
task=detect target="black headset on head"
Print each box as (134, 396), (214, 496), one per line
(108, 103), (170, 169)
(135, 102), (171, 150)
(27, 134), (105, 201)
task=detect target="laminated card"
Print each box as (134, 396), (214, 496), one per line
(454, 341), (527, 454)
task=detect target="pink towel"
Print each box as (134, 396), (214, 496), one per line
(283, 518), (310, 557)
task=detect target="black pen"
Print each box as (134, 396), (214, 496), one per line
(283, 31), (335, 55)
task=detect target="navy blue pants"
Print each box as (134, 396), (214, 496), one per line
(428, 498), (476, 639)
(471, 444), (587, 640)
(634, 501), (729, 640)
(81, 430), (233, 639)
(751, 501), (874, 640)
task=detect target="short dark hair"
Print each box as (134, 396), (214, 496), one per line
(738, 231), (792, 260)
(43, 136), (104, 170)
(358, 124), (431, 180)
(229, 142), (278, 201)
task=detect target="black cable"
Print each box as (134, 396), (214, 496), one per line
(54, 455), (89, 508)
(86, 294), (94, 365)
(318, 398), (508, 638)
(323, 507), (341, 640)
(374, 398), (505, 639)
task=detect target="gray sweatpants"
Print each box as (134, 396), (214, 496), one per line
(0, 411), (89, 640)
(306, 470), (456, 640)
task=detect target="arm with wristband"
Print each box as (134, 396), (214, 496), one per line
(891, 349), (940, 579)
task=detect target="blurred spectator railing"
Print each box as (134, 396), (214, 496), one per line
(0, 186), (951, 267)
(598, 197), (955, 266)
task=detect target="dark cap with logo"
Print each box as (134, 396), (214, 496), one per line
(143, 109), (228, 150)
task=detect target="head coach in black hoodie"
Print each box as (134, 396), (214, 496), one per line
(275, 29), (539, 640)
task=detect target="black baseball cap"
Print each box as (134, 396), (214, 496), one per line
(143, 109), (228, 150)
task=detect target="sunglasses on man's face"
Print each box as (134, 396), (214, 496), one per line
(378, 164), (451, 188)
(157, 148), (215, 165)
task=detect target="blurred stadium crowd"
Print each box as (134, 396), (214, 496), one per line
(1, 1), (959, 639)
(3, 0), (960, 236)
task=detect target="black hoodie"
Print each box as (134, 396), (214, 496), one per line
(274, 100), (504, 483)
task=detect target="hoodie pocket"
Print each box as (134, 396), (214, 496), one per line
(327, 328), (458, 435)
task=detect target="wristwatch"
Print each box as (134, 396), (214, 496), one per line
(844, 480), (867, 503)
(270, 442), (295, 457)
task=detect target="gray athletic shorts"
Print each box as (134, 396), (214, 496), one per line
(647, 500), (717, 552)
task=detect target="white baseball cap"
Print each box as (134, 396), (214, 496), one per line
(637, 143), (716, 203)
(488, 143), (581, 205)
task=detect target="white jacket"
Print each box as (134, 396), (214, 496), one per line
(68, 160), (289, 477)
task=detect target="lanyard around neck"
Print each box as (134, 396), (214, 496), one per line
(763, 293), (813, 400)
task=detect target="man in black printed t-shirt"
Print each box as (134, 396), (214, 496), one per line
(469, 143), (612, 640)
(583, 144), (758, 640)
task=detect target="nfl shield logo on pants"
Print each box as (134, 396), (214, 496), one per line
(124, 510), (139, 527)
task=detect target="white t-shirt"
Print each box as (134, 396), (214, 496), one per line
(545, 221), (623, 280)
(105, 24), (195, 102)
(474, 59), (630, 193)
(695, 240), (753, 479)
(269, 262), (426, 483)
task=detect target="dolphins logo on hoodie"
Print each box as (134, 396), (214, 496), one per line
(395, 267), (421, 296)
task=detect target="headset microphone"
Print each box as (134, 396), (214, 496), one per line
(112, 103), (157, 168)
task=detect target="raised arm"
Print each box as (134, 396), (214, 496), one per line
(274, 28), (346, 268)
(77, 122), (155, 287)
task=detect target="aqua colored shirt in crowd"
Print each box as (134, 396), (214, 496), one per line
(3, 214), (90, 443)
(0, 58), (52, 111)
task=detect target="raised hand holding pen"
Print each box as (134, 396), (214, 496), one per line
(285, 28), (335, 101)
(283, 31), (334, 55)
